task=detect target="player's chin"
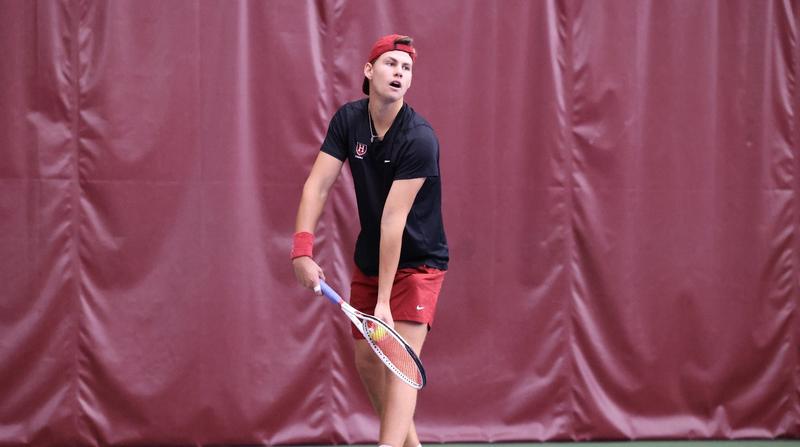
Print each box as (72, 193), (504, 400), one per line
(382, 86), (407, 99)
(383, 90), (406, 101)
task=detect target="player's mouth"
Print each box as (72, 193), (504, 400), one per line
(389, 81), (402, 89)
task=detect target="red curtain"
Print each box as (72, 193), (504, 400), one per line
(1, 0), (798, 444)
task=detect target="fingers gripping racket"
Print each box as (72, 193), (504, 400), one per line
(317, 280), (427, 389)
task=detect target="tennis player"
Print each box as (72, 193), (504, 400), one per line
(291, 34), (449, 447)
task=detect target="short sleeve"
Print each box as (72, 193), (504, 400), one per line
(394, 126), (439, 180)
(320, 108), (347, 161)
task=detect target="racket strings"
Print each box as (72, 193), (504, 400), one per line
(364, 320), (423, 387)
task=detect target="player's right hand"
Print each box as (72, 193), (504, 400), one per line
(292, 256), (325, 294)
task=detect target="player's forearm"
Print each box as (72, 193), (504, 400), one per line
(377, 215), (405, 305)
(294, 153), (343, 234)
(294, 178), (329, 233)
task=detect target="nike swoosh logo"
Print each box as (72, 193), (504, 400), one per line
(416, 305), (425, 311)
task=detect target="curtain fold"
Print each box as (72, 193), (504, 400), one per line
(0, 0), (797, 444)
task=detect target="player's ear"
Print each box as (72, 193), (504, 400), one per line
(363, 62), (373, 81)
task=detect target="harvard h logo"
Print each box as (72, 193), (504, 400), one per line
(355, 142), (368, 159)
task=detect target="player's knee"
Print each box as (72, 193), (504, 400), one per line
(354, 345), (382, 376)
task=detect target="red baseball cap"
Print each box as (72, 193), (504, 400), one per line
(362, 34), (417, 95)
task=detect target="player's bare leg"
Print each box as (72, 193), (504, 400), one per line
(354, 341), (423, 447)
(378, 321), (427, 447)
(354, 340), (387, 415)
(354, 322), (427, 447)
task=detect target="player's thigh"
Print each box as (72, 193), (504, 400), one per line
(394, 321), (428, 355)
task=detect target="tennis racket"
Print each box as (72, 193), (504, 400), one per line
(317, 280), (426, 389)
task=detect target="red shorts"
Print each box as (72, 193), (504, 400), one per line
(349, 265), (446, 339)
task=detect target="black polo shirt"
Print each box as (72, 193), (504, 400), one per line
(320, 98), (449, 276)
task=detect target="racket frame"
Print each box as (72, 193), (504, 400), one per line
(319, 280), (427, 389)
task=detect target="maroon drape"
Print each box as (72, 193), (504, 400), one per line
(1, 0), (798, 445)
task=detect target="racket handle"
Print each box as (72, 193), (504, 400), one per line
(318, 280), (343, 305)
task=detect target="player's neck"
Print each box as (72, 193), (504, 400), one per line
(368, 97), (403, 136)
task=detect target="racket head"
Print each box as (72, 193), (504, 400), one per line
(321, 282), (426, 389)
(357, 312), (427, 389)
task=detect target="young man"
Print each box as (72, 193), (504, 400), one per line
(291, 34), (448, 447)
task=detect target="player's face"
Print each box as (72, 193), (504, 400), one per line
(365, 50), (413, 101)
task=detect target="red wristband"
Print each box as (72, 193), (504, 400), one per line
(291, 232), (314, 259)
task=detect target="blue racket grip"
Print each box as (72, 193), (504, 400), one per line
(318, 280), (343, 305)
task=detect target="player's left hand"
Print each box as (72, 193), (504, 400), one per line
(373, 302), (394, 329)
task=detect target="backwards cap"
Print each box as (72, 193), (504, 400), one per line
(363, 34), (417, 95)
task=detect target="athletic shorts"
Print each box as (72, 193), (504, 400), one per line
(349, 265), (446, 339)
